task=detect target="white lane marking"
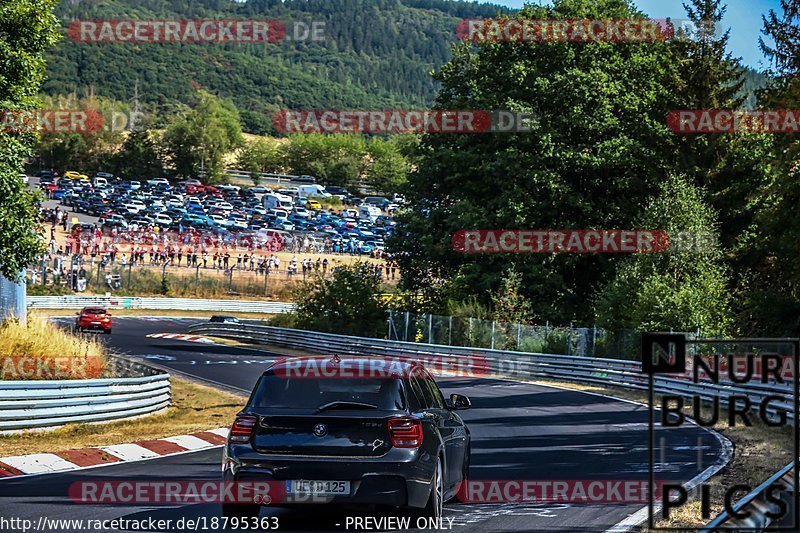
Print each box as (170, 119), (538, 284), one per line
(209, 427), (229, 438)
(164, 435), (215, 450)
(100, 444), (161, 461)
(0, 454), (78, 474)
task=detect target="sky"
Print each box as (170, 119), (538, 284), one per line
(490, 0), (781, 69)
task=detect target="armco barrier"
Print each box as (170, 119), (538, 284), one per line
(188, 323), (794, 417)
(0, 373), (171, 431)
(28, 296), (295, 314)
(188, 323), (797, 531)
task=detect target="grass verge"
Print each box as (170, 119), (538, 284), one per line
(0, 315), (106, 379)
(0, 378), (244, 456)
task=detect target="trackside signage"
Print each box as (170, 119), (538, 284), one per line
(642, 333), (799, 530)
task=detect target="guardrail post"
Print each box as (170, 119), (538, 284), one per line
(517, 322), (522, 350)
(491, 321), (496, 350)
(404, 311), (409, 342)
(568, 321), (573, 355)
(428, 313), (433, 344)
(449, 315), (453, 346)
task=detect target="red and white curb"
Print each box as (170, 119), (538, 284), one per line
(0, 427), (228, 478)
(146, 333), (217, 344)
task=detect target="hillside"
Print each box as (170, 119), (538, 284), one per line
(45, 0), (511, 133)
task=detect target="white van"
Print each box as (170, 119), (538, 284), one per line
(263, 193), (294, 211)
(358, 204), (382, 222)
(297, 184), (331, 198)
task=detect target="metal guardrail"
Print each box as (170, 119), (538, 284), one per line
(0, 373), (171, 431)
(699, 460), (796, 531)
(188, 323), (794, 416)
(189, 323), (797, 531)
(28, 296), (295, 314)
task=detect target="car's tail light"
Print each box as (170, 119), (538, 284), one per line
(229, 415), (257, 444)
(388, 417), (423, 448)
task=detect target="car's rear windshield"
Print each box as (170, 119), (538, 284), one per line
(250, 374), (406, 410)
(83, 308), (106, 314)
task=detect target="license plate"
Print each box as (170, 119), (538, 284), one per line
(286, 480), (350, 495)
(90, 322), (101, 325)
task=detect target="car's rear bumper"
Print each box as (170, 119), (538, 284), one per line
(78, 322), (111, 332)
(223, 446), (434, 509)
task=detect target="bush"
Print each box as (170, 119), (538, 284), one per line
(293, 263), (386, 338)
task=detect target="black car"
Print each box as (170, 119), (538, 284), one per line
(222, 356), (471, 520)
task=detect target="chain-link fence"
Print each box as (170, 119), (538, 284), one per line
(386, 310), (679, 360)
(26, 255), (331, 300)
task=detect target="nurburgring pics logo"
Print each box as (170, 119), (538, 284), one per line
(67, 20), (325, 43)
(643, 334), (799, 529)
(272, 110), (535, 134)
(668, 110), (800, 133)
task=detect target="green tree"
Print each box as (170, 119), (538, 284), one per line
(162, 90), (243, 183)
(283, 133), (367, 187)
(728, 0), (800, 334)
(365, 137), (409, 193)
(293, 264), (386, 338)
(390, 0), (684, 323)
(113, 129), (164, 180)
(0, 0), (60, 280)
(595, 175), (731, 334)
(236, 137), (283, 186)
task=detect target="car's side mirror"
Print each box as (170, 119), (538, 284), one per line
(447, 394), (471, 410)
(75, 312), (80, 316)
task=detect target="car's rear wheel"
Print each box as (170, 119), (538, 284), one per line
(221, 503), (260, 519)
(416, 457), (443, 521)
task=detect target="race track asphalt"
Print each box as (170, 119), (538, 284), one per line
(0, 317), (727, 532)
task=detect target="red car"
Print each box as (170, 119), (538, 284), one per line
(75, 307), (113, 334)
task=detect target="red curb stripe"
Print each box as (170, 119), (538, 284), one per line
(56, 449), (121, 467)
(135, 439), (187, 455)
(193, 431), (227, 445)
(0, 461), (24, 477)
